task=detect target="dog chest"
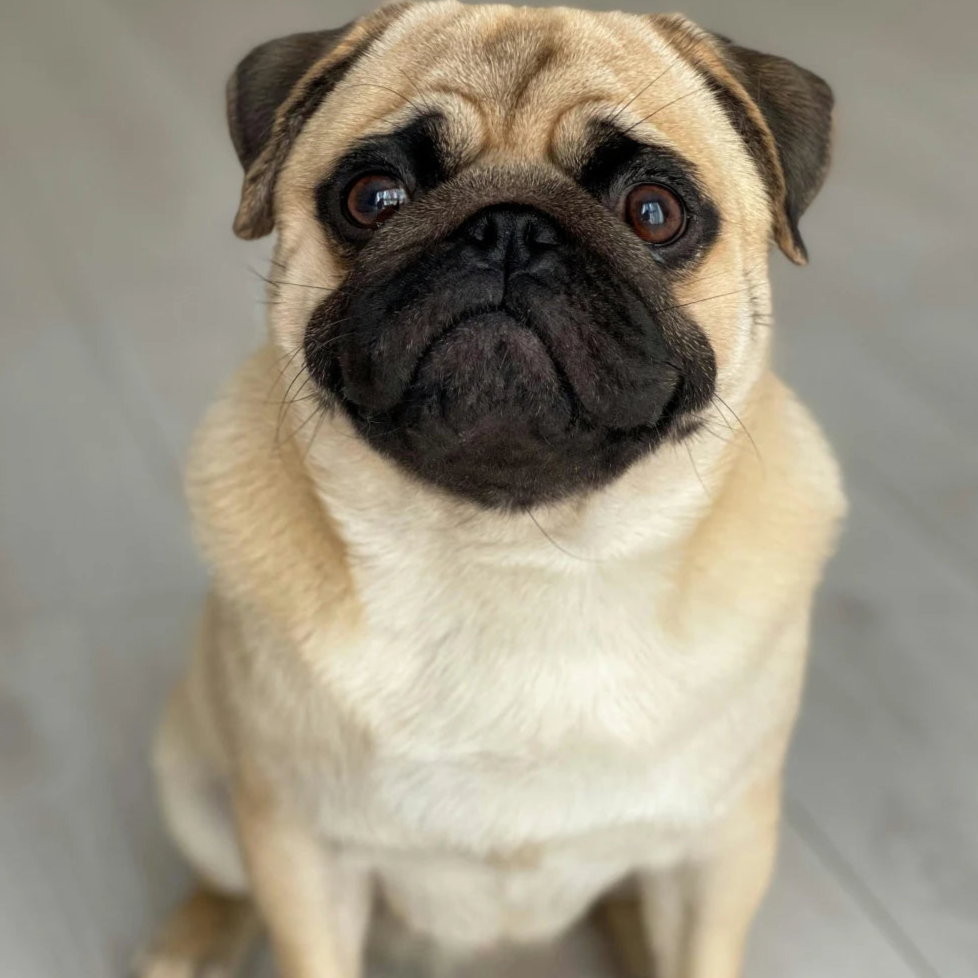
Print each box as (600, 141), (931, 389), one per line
(310, 562), (789, 856)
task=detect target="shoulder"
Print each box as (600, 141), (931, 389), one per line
(677, 372), (846, 623)
(750, 372), (847, 536)
(185, 346), (357, 641)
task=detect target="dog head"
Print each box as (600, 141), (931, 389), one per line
(227, 1), (832, 508)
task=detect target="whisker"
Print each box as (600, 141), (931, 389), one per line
(608, 50), (688, 127)
(390, 64), (436, 117)
(654, 287), (750, 315)
(268, 321), (362, 439)
(712, 393), (763, 464)
(276, 371), (314, 442)
(621, 88), (704, 136)
(265, 344), (306, 399)
(250, 266), (335, 293)
(692, 417), (737, 443)
(277, 399), (325, 450)
(305, 326), (360, 354)
(302, 404), (331, 461)
(681, 441), (709, 496)
(525, 509), (601, 563)
(282, 390), (323, 405)
(340, 81), (429, 118)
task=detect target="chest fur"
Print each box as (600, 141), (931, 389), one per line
(304, 558), (790, 854)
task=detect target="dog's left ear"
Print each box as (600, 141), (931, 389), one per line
(227, 2), (411, 239)
(652, 16), (833, 264)
(713, 37), (834, 264)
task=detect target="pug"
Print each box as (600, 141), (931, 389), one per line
(136, 3), (845, 977)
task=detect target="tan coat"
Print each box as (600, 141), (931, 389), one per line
(139, 5), (845, 978)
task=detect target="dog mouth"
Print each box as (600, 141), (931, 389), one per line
(402, 306), (576, 439)
(317, 301), (687, 508)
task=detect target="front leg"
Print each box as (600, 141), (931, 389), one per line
(639, 778), (781, 978)
(235, 795), (372, 978)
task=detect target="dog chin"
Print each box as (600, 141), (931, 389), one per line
(329, 309), (681, 510)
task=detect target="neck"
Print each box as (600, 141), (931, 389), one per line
(298, 383), (760, 577)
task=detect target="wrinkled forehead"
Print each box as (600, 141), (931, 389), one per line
(383, 5), (656, 136)
(290, 3), (744, 177)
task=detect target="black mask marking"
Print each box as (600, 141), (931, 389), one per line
(305, 121), (718, 508)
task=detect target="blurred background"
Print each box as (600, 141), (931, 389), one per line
(1, 0), (975, 976)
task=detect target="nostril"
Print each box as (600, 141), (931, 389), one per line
(524, 219), (559, 249)
(459, 207), (563, 268)
(468, 215), (496, 247)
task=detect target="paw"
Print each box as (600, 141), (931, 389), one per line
(134, 889), (258, 978)
(130, 945), (232, 978)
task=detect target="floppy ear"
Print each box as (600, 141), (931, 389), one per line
(227, 28), (351, 175)
(651, 15), (833, 264)
(227, 2), (411, 239)
(712, 38), (834, 264)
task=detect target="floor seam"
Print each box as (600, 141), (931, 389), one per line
(785, 797), (945, 978)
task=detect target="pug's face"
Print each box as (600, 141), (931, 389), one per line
(228, 1), (832, 508)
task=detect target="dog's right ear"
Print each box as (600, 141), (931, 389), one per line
(227, 3), (411, 239)
(650, 14), (833, 265)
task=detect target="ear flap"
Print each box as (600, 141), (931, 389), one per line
(650, 15), (833, 264)
(227, 28), (351, 174)
(226, 2), (411, 239)
(713, 38), (834, 264)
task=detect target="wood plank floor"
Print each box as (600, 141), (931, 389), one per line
(1, 0), (975, 976)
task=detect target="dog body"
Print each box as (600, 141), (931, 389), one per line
(141, 4), (844, 977)
(169, 353), (827, 951)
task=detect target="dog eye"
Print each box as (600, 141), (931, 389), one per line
(345, 174), (409, 228)
(623, 184), (686, 245)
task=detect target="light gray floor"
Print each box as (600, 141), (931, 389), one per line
(1, 0), (976, 976)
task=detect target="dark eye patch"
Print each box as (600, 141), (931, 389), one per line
(576, 121), (721, 268)
(315, 114), (450, 247)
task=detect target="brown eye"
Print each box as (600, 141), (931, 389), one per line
(345, 174), (409, 228)
(623, 184), (686, 245)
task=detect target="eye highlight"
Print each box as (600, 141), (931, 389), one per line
(345, 174), (409, 228)
(623, 184), (686, 245)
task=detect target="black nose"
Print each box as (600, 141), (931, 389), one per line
(460, 205), (562, 274)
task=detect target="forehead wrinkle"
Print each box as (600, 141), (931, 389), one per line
(304, 4), (726, 183)
(475, 17), (568, 115)
(478, 52), (638, 155)
(370, 6), (673, 147)
(394, 12), (572, 118)
(359, 87), (490, 133)
(503, 39), (561, 118)
(544, 95), (633, 168)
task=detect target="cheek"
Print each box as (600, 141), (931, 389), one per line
(672, 239), (759, 385)
(267, 216), (347, 358)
